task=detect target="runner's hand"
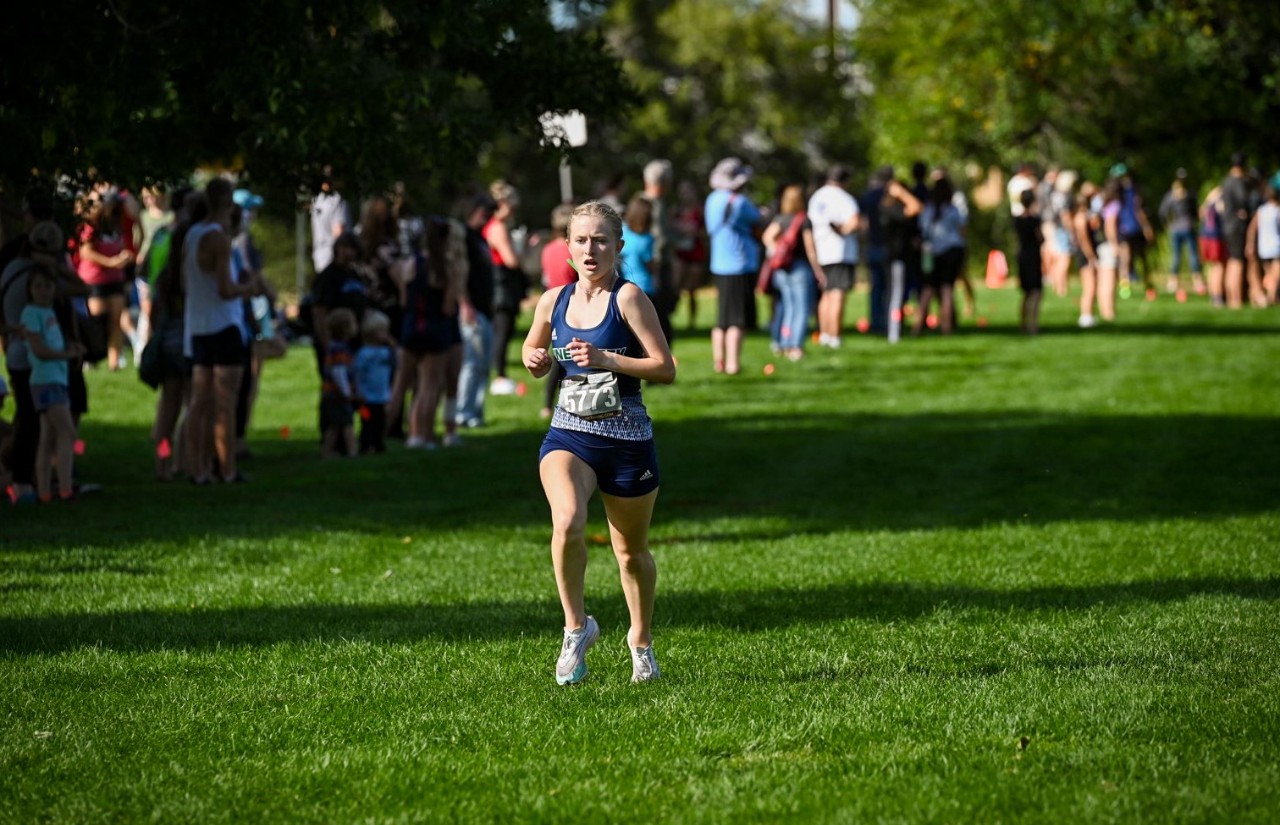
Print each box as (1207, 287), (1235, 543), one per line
(524, 346), (552, 377)
(568, 337), (600, 368)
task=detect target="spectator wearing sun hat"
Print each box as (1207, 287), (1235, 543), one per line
(704, 156), (762, 375)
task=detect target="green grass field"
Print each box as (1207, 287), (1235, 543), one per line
(3, 284), (1279, 823)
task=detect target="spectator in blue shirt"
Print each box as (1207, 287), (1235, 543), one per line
(704, 157), (762, 375)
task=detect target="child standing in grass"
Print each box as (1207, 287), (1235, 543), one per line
(320, 308), (358, 458)
(620, 195), (658, 299)
(1014, 189), (1044, 334)
(20, 266), (85, 502)
(353, 309), (396, 454)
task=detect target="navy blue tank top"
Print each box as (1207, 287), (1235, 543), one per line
(549, 277), (643, 398)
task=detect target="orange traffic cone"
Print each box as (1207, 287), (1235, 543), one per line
(985, 249), (1008, 289)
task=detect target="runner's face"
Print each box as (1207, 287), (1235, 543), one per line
(568, 216), (622, 280)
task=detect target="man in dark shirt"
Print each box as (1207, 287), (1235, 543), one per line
(1221, 152), (1251, 309)
(878, 169), (923, 343)
(904, 161), (930, 307)
(858, 170), (889, 333)
(456, 195), (497, 429)
(308, 234), (367, 376)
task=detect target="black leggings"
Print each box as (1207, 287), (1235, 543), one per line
(491, 306), (518, 378)
(7, 368), (38, 486)
(359, 404), (387, 453)
(543, 360), (562, 410)
(236, 344), (253, 439)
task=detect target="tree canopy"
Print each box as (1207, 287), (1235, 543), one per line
(560, 0), (871, 200)
(0, 0), (632, 203)
(852, 0), (1280, 183)
(5, 0), (1277, 222)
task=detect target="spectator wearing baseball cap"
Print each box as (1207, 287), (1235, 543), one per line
(233, 189), (264, 210)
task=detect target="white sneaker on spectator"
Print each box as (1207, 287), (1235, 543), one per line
(443, 433), (464, 448)
(490, 377), (516, 396)
(1078, 314), (1097, 329)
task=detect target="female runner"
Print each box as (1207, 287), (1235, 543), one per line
(522, 201), (676, 685)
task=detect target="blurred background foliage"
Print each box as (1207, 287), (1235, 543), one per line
(853, 0), (1280, 184)
(3, 0), (1279, 277)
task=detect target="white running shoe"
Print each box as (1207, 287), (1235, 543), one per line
(405, 436), (426, 448)
(630, 643), (661, 683)
(490, 377), (516, 396)
(555, 616), (599, 686)
(442, 433), (464, 448)
(1078, 314), (1097, 329)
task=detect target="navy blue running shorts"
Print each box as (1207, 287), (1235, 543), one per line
(539, 427), (660, 498)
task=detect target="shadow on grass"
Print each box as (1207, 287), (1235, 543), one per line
(4, 409), (1277, 550)
(3, 575), (1277, 655)
(960, 321), (1280, 338)
(685, 314), (1280, 339)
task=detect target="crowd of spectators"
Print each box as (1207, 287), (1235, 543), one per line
(2, 150), (1276, 503)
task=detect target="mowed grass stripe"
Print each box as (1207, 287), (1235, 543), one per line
(2, 285), (1278, 822)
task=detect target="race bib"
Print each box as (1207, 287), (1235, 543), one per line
(558, 371), (622, 420)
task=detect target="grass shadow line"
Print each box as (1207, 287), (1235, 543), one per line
(3, 575), (1276, 656)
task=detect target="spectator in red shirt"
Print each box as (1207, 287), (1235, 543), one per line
(76, 194), (134, 370)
